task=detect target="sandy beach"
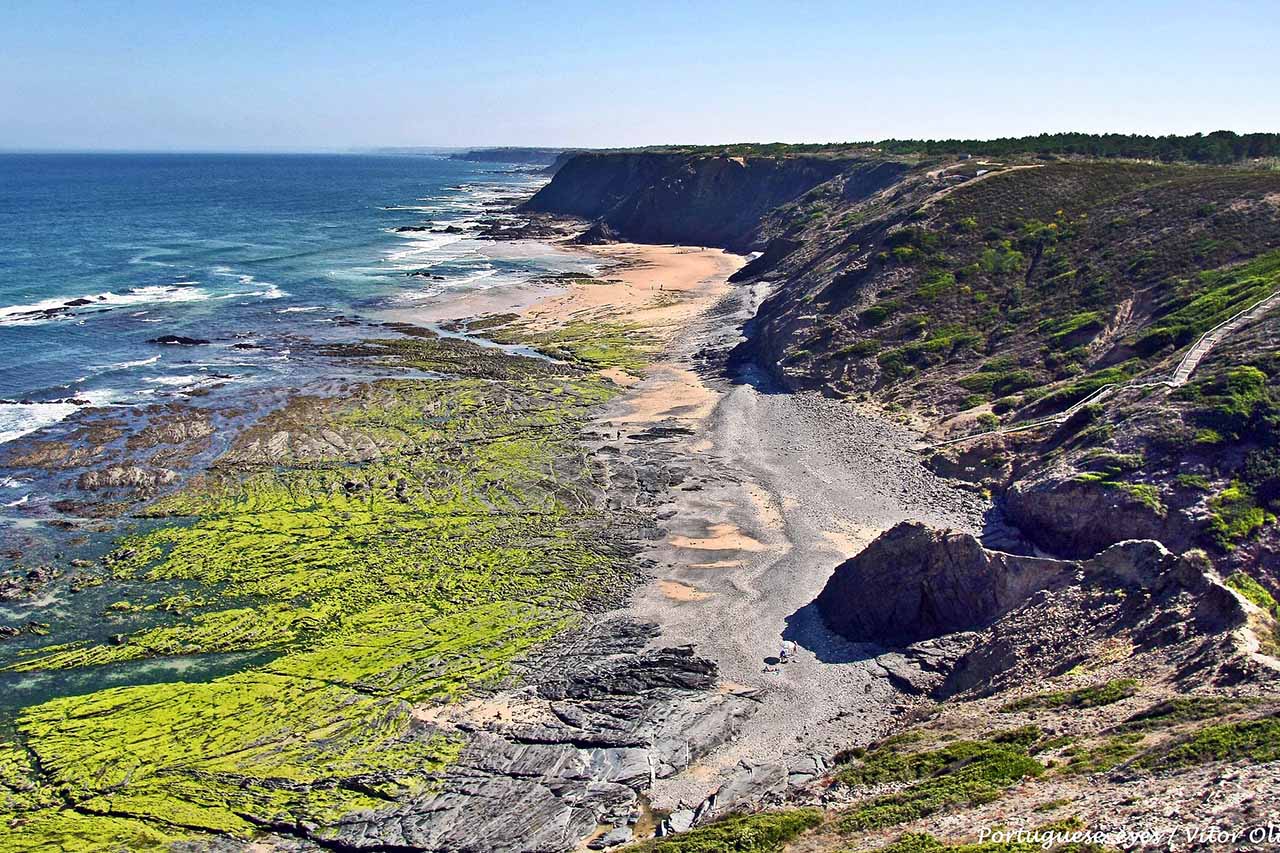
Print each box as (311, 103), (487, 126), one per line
(408, 235), (989, 820)
(523, 243), (742, 335)
(562, 243), (989, 816)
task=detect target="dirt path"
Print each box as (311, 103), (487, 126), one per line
(595, 276), (989, 814)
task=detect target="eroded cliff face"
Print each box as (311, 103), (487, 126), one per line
(528, 150), (1280, 587)
(814, 521), (1274, 699)
(520, 152), (858, 252)
(515, 148), (1280, 853)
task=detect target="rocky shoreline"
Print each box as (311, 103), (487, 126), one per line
(0, 221), (765, 851)
(5, 157), (1280, 853)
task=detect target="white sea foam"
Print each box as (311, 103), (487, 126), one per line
(213, 267), (289, 299)
(143, 375), (202, 387)
(277, 306), (324, 313)
(385, 231), (468, 263)
(0, 285), (210, 327)
(101, 354), (161, 371)
(0, 400), (84, 445)
(250, 282), (288, 299)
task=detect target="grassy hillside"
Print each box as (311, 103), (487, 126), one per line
(733, 157), (1280, 585)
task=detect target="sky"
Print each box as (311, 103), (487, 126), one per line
(2, 0), (1276, 152)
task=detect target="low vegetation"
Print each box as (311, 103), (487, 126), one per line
(1112, 696), (1257, 732)
(624, 809), (823, 853)
(1000, 679), (1138, 713)
(1140, 714), (1280, 769)
(644, 131), (1280, 164)
(837, 728), (1044, 832)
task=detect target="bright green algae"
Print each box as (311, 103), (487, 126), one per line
(1, 374), (638, 849)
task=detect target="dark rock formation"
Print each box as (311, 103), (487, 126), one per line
(815, 522), (1273, 700)
(321, 620), (756, 853)
(147, 335), (209, 346)
(77, 464), (179, 493)
(573, 221), (620, 245)
(814, 521), (1074, 646)
(521, 152), (854, 252)
(1005, 471), (1196, 560)
(938, 541), (1267, 697)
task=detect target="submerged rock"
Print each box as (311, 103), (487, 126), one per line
(147, 334), (210, 346)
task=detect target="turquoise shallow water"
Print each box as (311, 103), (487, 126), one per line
(0, 152), (590, 446)
(0, 152), (597, 701)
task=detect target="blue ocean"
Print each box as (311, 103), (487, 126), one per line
(0, 153), (592, 445)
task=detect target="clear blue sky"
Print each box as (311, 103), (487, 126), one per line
(2, 0), (1275, 151)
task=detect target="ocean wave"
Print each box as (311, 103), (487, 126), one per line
(0, 285), (210, 327)
(100, 354), (162, 371)
(251, 283), (288, 299)
(213, 267), (288, 300)
(140, 372), (241, 394)
(143, 375), (202, 387)
(277, 306), (324, 313)
(0, 391), (117, 445)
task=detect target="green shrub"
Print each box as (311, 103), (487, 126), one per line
(886, 227), (942, 252)
(979, 242), (1026, 275)
(837, 339), (881, 357)
(1175, 473), (1211, 490)
(877, 327), (984, 378)
(1225, 572), (1279, 616)
(1207, 481), (1274, 549)
(1000, 679), (1138, 713)
(1192, 428), (1223, 445)
(1139, 715), (1280, 770)
(1040, 311), (1104, 348)
(1116, 482), (1165, 514)
(958, 369), (1038, 396)
(630, 809), (823, 853)
(1034, 365), (1133, 411)
(918, 270), (958, 301)
(859, 301), (902, 326)
(1114, 697), (1256, 732)
(1060, 734), (1145, 775)
(1135, 251), (1280, 356)
(1243, 447), (1280, 508)
(837, 731), (1043, 832)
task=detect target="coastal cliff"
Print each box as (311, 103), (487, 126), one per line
(521, 151), (863, 251)
(526, 145), (1280, 590)
(6, 139), (1280, 853)
(510, 149), (1280, 853)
